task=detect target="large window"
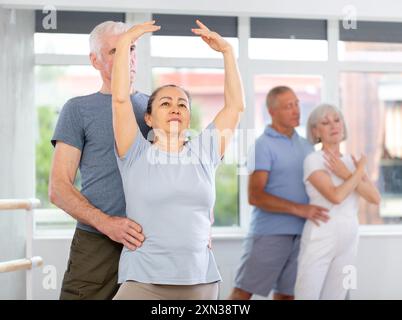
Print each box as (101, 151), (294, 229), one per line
(33, 12), (402, 233)
(151, 13), (239, 58)
(249, 38), (327, 61)
(151, 36), (239, 58)
(249, 17), (328, 61)
(338, 42), (402, 63)
(35, 65), (100, 232)
(339, 20), (402, 63)
(338, 20), (402, 225)
(34, 33), (90, 55)
(340, 72), (402, 224)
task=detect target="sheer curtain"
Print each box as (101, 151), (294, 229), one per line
(341, 73), (384, 224)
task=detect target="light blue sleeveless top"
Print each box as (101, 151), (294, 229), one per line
(115, 123), (222, 285)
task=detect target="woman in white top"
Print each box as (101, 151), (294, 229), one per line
(294, 104), (380, 300)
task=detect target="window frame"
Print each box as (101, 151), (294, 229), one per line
(34, 13), (402, 237)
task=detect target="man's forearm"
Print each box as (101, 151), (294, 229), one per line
(50, 181), (107, 231)
(250, 191), (301, 217)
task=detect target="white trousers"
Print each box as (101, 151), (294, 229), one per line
(295, 216), (359, 300)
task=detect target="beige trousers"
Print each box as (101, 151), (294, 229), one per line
(113, 281), (219, 300)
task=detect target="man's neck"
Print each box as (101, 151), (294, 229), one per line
(270, 123), (294, 138)
(99, 83), (135, 95)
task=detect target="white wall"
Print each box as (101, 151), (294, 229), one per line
(31, 232), (402, 300)
(0, 8), (35, 300)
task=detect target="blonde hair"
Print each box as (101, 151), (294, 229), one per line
(307, 103), (348, 144)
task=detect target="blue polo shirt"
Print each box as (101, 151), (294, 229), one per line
(247, 126), (314, 235)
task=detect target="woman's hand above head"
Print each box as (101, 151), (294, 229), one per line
(119, 20), (161, 44)
(112, 20), (160, 158)
(191, 21), (244, 158)
(191, 20), (232, 54)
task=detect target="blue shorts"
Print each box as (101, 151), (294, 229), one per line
(234, 234), (301, 297)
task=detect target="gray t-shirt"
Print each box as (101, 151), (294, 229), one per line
(51, 91), (150, 234)
(115, 123), (222, 285)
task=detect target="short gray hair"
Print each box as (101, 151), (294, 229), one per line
(89, 21), (129, 59)
(306, 103), (348, 144)
(266, 86), (293, 109)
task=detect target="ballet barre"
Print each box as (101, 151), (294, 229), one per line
(0, 198), (42, 299)
(0, 257), (43, 273)
(0, 198), (40, 210)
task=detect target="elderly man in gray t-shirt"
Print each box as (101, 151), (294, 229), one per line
(49, 21), (150, 300)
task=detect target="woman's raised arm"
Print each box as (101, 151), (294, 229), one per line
(112, 21), (160, 157)
(191, 20), (245, 157)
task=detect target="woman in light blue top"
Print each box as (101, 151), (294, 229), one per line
(111, 20), (245, 300)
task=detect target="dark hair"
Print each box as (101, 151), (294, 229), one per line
(266, 85), (293, 109)
(146, 84), (192, 114)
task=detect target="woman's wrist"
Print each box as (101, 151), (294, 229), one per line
(117, 34), (133, 47)
(222, 45), (234, 56)
(342, 171), (353, 180)
(355, 166), (366, 179)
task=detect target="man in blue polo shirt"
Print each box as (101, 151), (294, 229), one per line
(228, 86), (330, 300)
